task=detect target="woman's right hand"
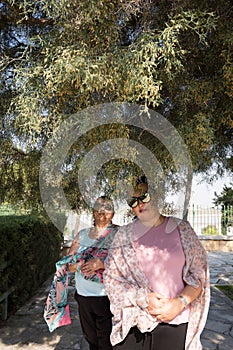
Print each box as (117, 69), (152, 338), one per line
(147, 292), (185, 323)
(147, 292), (167, 314)
(81, 258), (104, 275)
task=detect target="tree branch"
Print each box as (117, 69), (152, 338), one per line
(0, 14), (54, 28)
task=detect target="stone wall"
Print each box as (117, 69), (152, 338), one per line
(62, 236), (233, 255)
(199, 235), (233, 252)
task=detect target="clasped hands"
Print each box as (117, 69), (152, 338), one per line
(147, 292), (184, 323)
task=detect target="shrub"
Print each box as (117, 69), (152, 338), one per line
(201, 225), (219, 235)
(0, 214), (63, 319)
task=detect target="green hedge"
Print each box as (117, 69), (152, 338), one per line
(0, 214), (63, 319)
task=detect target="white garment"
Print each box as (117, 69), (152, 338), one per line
(75, 228), (107, 296)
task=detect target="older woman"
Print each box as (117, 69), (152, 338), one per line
(68, 195), (119, 350)
(103, 177), (210, 350)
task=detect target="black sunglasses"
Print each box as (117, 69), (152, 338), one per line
(93, 202), (114, 212)
(128, 193), (151, 208)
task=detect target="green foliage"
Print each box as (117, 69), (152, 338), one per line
(0, 214), (63, 318)
(201, 224), (219, 236)
(0, 147), (41, 208)
(213, 184), (233, 207)
(0, 0), (233, 209)
(213, 185), (233, 235)
(216, 285), (233, 301)
(10, 9), (217, 139)
(221, 206), (233, 235)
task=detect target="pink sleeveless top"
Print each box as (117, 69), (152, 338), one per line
(133, 217), (190, 324)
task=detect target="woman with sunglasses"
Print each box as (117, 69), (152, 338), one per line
(68, 195), (119, 350)
(103, 177), (210, 350)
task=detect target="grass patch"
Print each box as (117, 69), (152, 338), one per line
(216, 285), (233, 301)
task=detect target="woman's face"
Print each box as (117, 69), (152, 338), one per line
(93, 198), (114, 227)
(131, 184), (159, 223)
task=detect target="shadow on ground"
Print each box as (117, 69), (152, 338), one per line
(0, 277), (89, 350)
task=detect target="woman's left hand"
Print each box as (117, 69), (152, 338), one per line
(147, 295), (184, 323)
(81, 258), (104, 275)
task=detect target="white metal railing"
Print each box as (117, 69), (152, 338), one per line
(63, 205), (233, 239)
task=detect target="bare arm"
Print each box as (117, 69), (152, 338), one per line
(67, 234), (80, 272)
(67, 233), (80, 255)
(178, 282), (202, 307)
